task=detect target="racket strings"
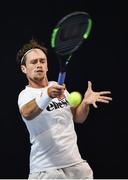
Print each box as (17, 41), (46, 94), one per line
(55, 16), (90, 55)
(55, 39), (83, 55)
(51, 11), (92, 56)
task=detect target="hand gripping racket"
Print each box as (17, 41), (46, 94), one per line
(51, 11), (92, 85)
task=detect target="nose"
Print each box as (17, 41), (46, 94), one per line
(36, 60), (42, 67)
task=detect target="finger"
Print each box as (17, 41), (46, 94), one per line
(97, 99), (110, 103)
(93, 102), (98, 108)
(99, 96), (112, 101)
(99, 91), (111, 95)
(88, 81), (92, 90)
(55, 85), (65, 91)
(63, 84), (66, 90)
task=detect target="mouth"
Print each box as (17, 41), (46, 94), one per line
(36, 70), (43, 73)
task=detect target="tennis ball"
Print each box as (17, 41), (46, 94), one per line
(68, 91), (82, 107)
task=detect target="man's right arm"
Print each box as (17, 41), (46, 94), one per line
(20, 99), (43, 120)
(20, 84), (65, 120)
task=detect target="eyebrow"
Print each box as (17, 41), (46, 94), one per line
(30, 58), (47, 62)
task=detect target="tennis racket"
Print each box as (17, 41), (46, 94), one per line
(51, 11), (92, 85)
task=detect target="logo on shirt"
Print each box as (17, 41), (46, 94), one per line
(46, 98), (69, 111)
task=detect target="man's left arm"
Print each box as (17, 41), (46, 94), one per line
(71, 101), (90, 123)
(71, 81), (112, 123)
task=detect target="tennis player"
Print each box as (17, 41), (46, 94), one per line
(16, 39), (112, 179)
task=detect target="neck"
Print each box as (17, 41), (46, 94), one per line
(28, 77), (49, 88)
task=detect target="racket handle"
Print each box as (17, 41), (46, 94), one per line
(58, 72), (66, 85)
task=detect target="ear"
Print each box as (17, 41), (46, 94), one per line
(21, 65), (26, 74)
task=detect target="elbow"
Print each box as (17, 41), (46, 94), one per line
(23, 114), (34, 121)
(20, 109), (35, 121)
(22, 112), (33, 121)
(74, 118), (86, 124)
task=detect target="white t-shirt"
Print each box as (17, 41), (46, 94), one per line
(18, 81), (83, 173)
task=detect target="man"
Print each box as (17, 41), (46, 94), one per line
(16, 39), (112, 179)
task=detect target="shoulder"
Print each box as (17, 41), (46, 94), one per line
(18, 86), (30, 98)
(18, 86), (35, 107)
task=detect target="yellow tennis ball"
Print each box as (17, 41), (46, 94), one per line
(68, 91), (82, 107)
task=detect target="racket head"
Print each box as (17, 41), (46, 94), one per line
(51, 11), (92, 56)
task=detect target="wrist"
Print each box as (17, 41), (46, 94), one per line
(47, 87), (53, 98)
(35, 88), (52, 110)
(81, 100), (90, 109)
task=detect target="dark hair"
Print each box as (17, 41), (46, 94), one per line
(16, 39), (48, 65)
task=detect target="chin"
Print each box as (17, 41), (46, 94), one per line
(34, 76), (44, 82)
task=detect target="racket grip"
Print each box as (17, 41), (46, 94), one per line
(58, 72), (66, 85)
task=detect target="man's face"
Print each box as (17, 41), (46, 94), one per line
(21, 49), (48, 82)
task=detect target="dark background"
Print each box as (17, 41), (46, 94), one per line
(0, 0), (128, 179)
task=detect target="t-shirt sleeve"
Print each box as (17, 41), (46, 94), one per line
(18, 90), (35, 109)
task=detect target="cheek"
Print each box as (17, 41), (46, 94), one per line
(42, 65), (48, 72)
(26, 67), (34, 76)
(45, 64), (48, 71)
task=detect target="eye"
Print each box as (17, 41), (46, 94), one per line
(40, 58), (46, 63)
(30, 58), (47, 64)
(31, 59), (37, 64)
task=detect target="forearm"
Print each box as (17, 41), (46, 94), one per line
(20, 90), (52, 120)
(20, 99), (43, 120)
(72, 101), (90, 123)
(20, 84), (65, 120)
